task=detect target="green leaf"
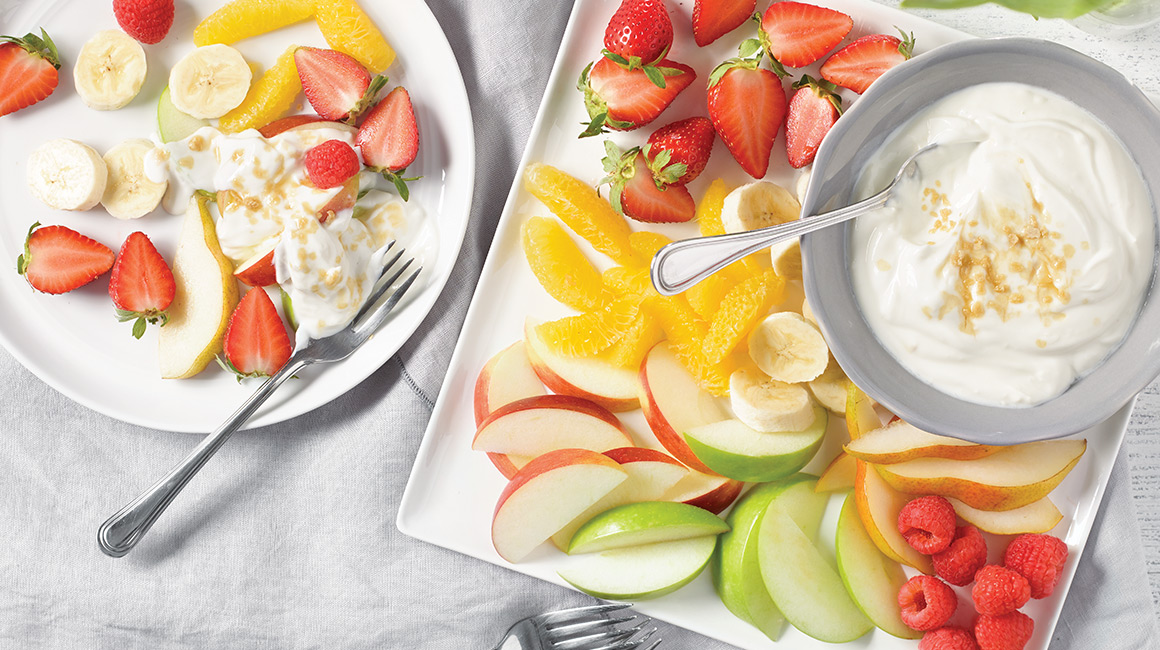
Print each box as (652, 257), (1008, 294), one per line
(739, 38), (762, 59)
(601, 49), (631, 67)
(132, 317), (146, 340)
(899, 0), (1114, 19)
(644, 66), (666, 89)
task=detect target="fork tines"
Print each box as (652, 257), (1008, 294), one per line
(540, 603), (660, 650)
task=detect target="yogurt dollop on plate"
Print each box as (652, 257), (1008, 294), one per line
(850, 82), (1155, 407)
(146, 123), (431, 343)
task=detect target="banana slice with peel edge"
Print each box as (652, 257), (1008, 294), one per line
(102, 140), (168, 219)
(169, 44), (253, 119)
(748, 311), (830, 384)
(26, 139), (107, 211)
(73, 30), (147, 111)
(729, 367), (817, 433)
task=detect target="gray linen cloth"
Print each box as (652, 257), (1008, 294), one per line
(0, 1), (1157, 648)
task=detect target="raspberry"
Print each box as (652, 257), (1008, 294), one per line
(1004, 533), (1068, 599)
(113, 0), (174, 44)
(304, 139), (361, 189)
(898, 575), (958, 631)
(933, 525), (988, 586)
(898, 495), (957, 554)
(972, 565), (1031, 615)
(975, 612), (1034, 650)
(920, 627), (979, 650)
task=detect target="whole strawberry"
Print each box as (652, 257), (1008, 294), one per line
(972, 565), (1031, 616)
(604, 0), (673, 75)
(600, 141), (695, 223)
(1004, 533), (1069, 599)
(920, 627), (978, 650)
(974, 612), (1034, 650)
(644, 116), (715, 186)
(785, 75), (842, 169)
(109, 231), (175, 339)
(0, 30), (61, 117)
(707, 41), (787, 179)
(898, 575), (957, 632)
(933, 525), (988, 587)
(113, 0), (175, 45)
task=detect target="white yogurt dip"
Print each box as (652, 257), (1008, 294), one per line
(850, 82), (1155, 406)
(145, 124), (431, 343)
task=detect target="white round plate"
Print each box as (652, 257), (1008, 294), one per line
(0, 0), (474, 432)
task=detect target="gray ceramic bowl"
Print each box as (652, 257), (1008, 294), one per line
(801, 38), (1160, 444)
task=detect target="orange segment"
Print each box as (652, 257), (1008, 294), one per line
(602, 266), (653, 302)
(603, 310), (664, 370)
(698, 178), (732, 237)
(524, 163), (634, 265)
(193, 0), (315, 46)
(642, 295), (733, 395)
(219, 45), (302, 134)
(686, 272), (738, 322)
(535, 300), (638, 357)
(314, 0), (396, 72)
(702, 269), (786, 364)
(629, 231), (673, 267)
(522, 217), (614, 312)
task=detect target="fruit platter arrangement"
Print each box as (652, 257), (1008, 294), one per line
(398, 1), (1132, 649)
(0, 0), (473, 431)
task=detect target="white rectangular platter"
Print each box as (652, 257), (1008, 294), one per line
(397, 1), (1134, 648)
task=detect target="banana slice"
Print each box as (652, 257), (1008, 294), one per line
(770, 239), (802, 283)
(102, 139), (168, 219)
(808, 355), (849, 414)
(169, 44), (252, 119)
(795, 169), (812, 204)
(748, 311), (829, 383)
(720, 181), (801, 234)
(73, 30), (147, 111)
(729, 367), (817, 432)
(26, 139), (108, 211)
(801, 297), (816, 325)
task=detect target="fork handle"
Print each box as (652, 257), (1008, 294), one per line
(97, 354), (312, 558)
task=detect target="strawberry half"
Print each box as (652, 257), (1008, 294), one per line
(603, 0), (673, 81)
(108, 232), (176, 339)
(644, 116), (715, 186)
(758, 1), (853, 76)
(692, 0), (756, 47)
(786, 75), (842, 169)
(16, 222), (114, 294)
(820, 30), (916, 94)
(707, 44), (787, 179)
(356, 86), (420, 201)
(0, 30), (61, 117)
(578, 56), (696, 137)
(220, 287), (292, 379)
(295, 46), (387, 124)
(601, 141), (695, 223)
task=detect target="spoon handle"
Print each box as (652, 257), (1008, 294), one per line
(97, 354), (312, 558)
(649, 187), (892, 296)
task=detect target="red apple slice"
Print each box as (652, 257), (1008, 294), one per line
(474, 342), (547, 425)
(472, 395), (633, 457)
(662, 470), (744, 514)
(640, 344), (729, 475)
(524, 318), (640, 412)
(492, 448), (627, 563)
(316, 175), (359, 223)
(550, 447), (690, 550)
(234, 241), (278, 287)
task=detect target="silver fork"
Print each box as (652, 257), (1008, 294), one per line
(97, 244), (421, 558)
(492, 603), (661, 650)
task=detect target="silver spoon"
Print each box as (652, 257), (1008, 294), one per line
(650, 143), (942, 296)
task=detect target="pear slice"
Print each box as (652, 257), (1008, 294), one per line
(159, 194), (240, 378)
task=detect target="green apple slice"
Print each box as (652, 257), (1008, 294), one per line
(683, 407), (827, 482)
(758, 495), (872, 643)
(712, 474), (826, 641)
(568, 501), (728, 554)
(558, 536), (717, 600)
(158, 86), (209, 143)
(835, 492), (920, 639)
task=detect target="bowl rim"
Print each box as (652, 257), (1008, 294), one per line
(800, 37), (1160, 444)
